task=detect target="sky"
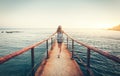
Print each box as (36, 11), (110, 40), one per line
(0, 0), (120, 28)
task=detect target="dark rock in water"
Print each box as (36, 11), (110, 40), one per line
(5, 31), (21, 33)
(6, 31), (13, 33)
(1, 31), (4, 33)
(0, 30), (21, 33)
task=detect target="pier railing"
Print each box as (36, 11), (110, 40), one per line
(0, 28), (120, 76)
(0, 32), (57, 76)
(63, 31), (120, 76)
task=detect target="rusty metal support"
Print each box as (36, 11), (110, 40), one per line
(31, 48), (35, 76)
(71, 40), (74, 59)
(87, 48), (91, 75)
(87, 48), (90, 68)
(46, 40), (49, 59)
(67, 37), (68, 48)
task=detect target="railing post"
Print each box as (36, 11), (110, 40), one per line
(71, 40), (74, 59)
(87, 48), (91, 76)
(87, 48), (91, 68)
(67, 37), (68, 48)
(46, 40), (49, 59)
(51, 38), (53, 46)
(31, 48), (35, 76)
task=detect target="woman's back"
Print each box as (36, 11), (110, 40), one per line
(57, 32), (63, 43)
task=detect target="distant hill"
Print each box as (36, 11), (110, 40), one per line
(108, 24), (120, 31)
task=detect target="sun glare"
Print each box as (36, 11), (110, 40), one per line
(95, 24), (114, 29)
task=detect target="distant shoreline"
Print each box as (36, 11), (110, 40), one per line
(108, 29), (120, 31)
(108, 25), (120, 31)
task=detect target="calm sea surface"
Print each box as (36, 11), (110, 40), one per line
(0, 28), (120, 76)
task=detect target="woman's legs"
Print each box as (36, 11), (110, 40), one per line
(58, 43), (62, 58)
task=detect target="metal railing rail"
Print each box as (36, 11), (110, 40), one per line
(0, 32), (57, 76)
(64, 31), (120, 63)
(63, 31), (120, 76)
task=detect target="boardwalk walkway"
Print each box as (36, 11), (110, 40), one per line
(35, 41), (84, 76)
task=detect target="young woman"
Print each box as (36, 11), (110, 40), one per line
(57, 25), (63, 58)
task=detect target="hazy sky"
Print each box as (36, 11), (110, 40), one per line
(0, 0), (120, 28)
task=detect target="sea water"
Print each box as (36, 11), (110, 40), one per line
(0, 28), (120, 76)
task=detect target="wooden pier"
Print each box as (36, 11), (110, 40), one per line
(35, 41), (83, 76)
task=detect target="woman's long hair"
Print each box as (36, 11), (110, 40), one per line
(57, 25), (63, 33)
